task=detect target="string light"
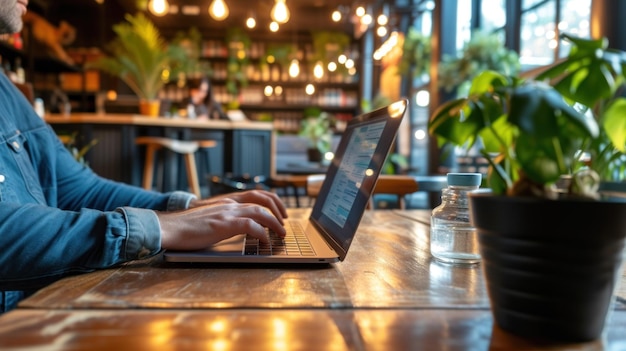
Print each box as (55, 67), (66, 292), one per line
(208, 0), (229, 21)
(148, 0), (169, 16)
(271, 0), (290, 24)
(377, 14), (388, 26)
(246, 11), (257, 28)
(305, 84), (315, 95)
(377, 26), (388, 37)
(313, 61), (324, 80)
(356, 6), (366, 17)
(289, 59), (300, 78)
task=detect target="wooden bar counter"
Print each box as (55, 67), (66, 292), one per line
(45, 113), (275, 194)
(0, 209), (625, 350)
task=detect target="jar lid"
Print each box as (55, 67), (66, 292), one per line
(447, 173), (482, 186)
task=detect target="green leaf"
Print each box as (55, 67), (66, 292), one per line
(429, 98), (480, 146)
(479, 114), (514, 154)
(86, 13), (176, 100)
(516, 134), (564, 184)
(509, 83), (598, 139)
(603, 98), (626, 152)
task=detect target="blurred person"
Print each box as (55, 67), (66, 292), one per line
(186, 75), (227, 120)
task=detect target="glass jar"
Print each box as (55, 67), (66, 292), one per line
(430, 173), (482, 264)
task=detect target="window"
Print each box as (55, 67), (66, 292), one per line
(519, 0), (590, 68)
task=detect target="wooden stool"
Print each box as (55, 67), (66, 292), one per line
(135, 136), (216, 198)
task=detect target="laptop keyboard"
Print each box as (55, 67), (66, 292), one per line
(244, 221), (316, 256)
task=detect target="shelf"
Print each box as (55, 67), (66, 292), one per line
(211, 79), (358, 88)
(33, 56), (81, 73)
(239, 103), (357, 113)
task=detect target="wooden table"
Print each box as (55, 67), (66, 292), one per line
(1, 209), (625, 350)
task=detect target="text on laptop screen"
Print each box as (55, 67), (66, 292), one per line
(321, 120), (386, 227)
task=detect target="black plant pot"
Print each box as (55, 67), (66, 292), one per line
(469, 192), (626, 342)
(307, 148), (323, 163)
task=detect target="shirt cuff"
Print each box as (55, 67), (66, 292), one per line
(166, 191), (197, 210)
(117, 207), (162, 259)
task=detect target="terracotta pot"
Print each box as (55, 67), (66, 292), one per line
(469, 192), (626, 342)
(139, 99), (160, 117)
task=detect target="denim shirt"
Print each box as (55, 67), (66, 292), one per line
(0, 72), (195, 312)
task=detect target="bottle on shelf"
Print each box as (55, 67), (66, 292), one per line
(14, 57), (25, 84)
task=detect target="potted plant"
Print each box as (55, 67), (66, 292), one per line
(169, 27), (212, 79)
(429, 34), (626, 342)
(438, 30), (521, 97)
(298, 107), (333, 163)
(398, 27), (431, 80)
(224, 27), (251, 96)
(88, 13), (185, 117)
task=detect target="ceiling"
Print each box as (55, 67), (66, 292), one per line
(116, 0), (362, 38)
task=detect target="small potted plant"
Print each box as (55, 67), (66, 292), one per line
(437, 30), (521, 96)
(88, 13), (185, 117)
(429, 34), (626, 342)
(298, 107), (333, 163)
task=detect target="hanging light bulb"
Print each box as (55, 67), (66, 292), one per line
(271, 0), (290, 24)
(289, 59), (300, 78)
(209, 0), (229, 21)
(148, 0), (169, 16)
(246, 11), (257, 29)
(313, 61), (324, 80)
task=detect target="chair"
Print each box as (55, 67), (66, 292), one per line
(135, 136), (216, 198)
(269, 174), (313, 208)
(306, 174), (419, 209)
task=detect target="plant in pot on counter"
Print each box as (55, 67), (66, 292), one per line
(88, 13), (185, 117)
(428, 34), (626, 343)
(298, 108), (334, 163)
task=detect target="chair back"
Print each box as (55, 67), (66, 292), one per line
(306, 174), (419, 209)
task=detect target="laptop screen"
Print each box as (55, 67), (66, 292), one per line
(309, 99), (408, 260)
(321, 120), (386, 227)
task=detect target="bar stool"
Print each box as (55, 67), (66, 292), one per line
(135, 136), (216, 198)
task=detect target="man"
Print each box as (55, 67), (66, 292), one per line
(0, 0), (287, 312)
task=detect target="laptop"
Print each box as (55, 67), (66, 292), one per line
(164, 98), (409, 264)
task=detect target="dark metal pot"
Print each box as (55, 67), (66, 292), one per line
(469, 192), (626, 342)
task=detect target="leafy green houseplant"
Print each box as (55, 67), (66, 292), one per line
(429, 34), (626, 342)
(298, 107), (333, 162)
(170, 27), (212, 79)
(224, 27), (251, 96)
(310, 31), (351, 77)
(438, 31), (521, 96)
(88, 13), (185, 116)
(398, 27), (431, 80)
(430, 34), (626, 198)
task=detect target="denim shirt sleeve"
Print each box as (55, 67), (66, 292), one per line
(116, 191), (196, 259)
(166, 191), (196, 211)
(116, 207), (162, 259)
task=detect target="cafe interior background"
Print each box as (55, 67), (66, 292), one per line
(1, 0), (622, 208)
